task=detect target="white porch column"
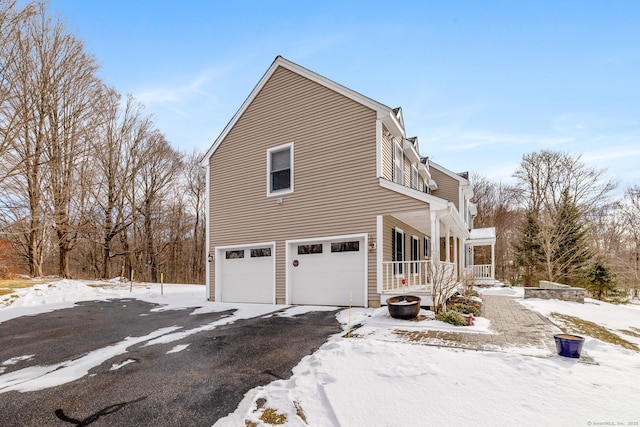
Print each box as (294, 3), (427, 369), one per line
(445, 227), (451, 263)
(430, 211), (439, 263)
(491, 242), (496, 280)
(453, 235), (458, 278)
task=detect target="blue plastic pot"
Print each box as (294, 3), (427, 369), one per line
(554, 334), (585, 358)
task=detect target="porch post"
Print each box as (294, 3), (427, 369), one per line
(445, 227), (451, 263)
(430, 211), (439, 264)
(453, 235), (458, 278)
(491, 242), (495, 280)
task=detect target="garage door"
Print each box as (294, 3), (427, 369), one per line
(219, 245), (274, 304)
(289, 237), (365, 306)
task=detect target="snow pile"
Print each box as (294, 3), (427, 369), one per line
(0, 279), (206, 324)
(217, 336), (640, 426)
(338, 306), (492, 342)
(216, 294), (640, 426)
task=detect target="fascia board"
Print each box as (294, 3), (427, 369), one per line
(379, 178), (447, 210)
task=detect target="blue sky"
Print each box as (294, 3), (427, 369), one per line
(49, 0), (640, 190)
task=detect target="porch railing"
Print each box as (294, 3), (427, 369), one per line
(382, 260), (433, 294)
(466, 264), (493, 280)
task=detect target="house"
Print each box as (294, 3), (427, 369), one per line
(202, 56), (495, 308)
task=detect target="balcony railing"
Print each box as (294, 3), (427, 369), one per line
(382, 260), (433, 294)
(466, 264), (493, 280)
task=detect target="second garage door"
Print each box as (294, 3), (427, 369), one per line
(289, 236), (366, 306)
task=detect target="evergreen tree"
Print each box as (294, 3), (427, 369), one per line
(514, 209), (543, 286)
(549, 190), (593, 285)
(583, 259), (618, 300)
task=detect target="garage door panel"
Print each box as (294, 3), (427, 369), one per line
(290, 238), (365, 307)
(219, 246), (274, 304)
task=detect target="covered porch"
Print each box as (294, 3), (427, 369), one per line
(376, 206), (468, 306)
(464, 227), (497, 285)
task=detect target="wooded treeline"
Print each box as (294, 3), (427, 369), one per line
(0, 1), (206, 283)
(472, 150), (640, 299)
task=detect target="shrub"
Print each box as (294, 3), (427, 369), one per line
(436, 311), (468, 326)
(449, 303), (480, 317)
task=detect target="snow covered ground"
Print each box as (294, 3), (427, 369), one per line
(2, 279), (640, 426)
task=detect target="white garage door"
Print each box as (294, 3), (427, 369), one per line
(219, 245), (274, 304)
(289, 237), (366, 307)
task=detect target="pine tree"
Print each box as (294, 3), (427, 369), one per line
(514, 209), (544, 287)
(583, 259), (618, 300)
(549, 190), (593, 285)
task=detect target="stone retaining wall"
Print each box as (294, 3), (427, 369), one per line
(524, 282), (585, 303)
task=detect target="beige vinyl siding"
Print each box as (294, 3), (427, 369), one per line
(430, 167), (460, 209)
(209, 66), (431, 306)
(383, 215), (430, 263)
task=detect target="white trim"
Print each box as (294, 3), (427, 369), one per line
(215, 241), (276, 304)
(205, 163), (211, 300)
(376, 215), (383, 294)
(410, 165), (419, 190)
(376, 120), (382, 179)
(267, 142), (294, 197)
(379, 178), (448, 210)
(202, 56), (395, 163)
(403, 139), (420, 164)
(417, 162), (431, 180)
(393, 140), (404, 185)
(285, 233), (368, 307)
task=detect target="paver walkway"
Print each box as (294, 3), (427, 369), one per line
(396, 295), (563, 356)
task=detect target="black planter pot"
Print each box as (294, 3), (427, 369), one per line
(554, 334), (585, 358)
(386, 295), (421, 320)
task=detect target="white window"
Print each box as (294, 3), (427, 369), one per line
(393, 140), (404, 185)
(267, 143), (293, 195)
(410, 165), (419, 190)
(410, 236), (420, 275)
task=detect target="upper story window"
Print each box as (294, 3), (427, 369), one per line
(410, 165), (419, 190)
(393, 140), (404, 185)
(267, 143), (293, 196)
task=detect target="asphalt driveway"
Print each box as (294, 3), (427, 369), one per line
(0, 299), (342, 426)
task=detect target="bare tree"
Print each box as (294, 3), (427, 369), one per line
(620, 185), (640, 294)
(512, 150), (616, 286)
(33, 10), (100, 278)
(0, 0), (36, 166)
(513, 150), (617, 215)
(90, 88), (152, 278)
(184, 150), (206, 283)
(134, 131), (183, 282)
(429, 261), (459, 314)
(0, 2), (209, 283)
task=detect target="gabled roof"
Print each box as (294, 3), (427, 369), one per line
(429, 160), (474, 198)
(429, 160), (470, 185)
(202, 56), (403, 164)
